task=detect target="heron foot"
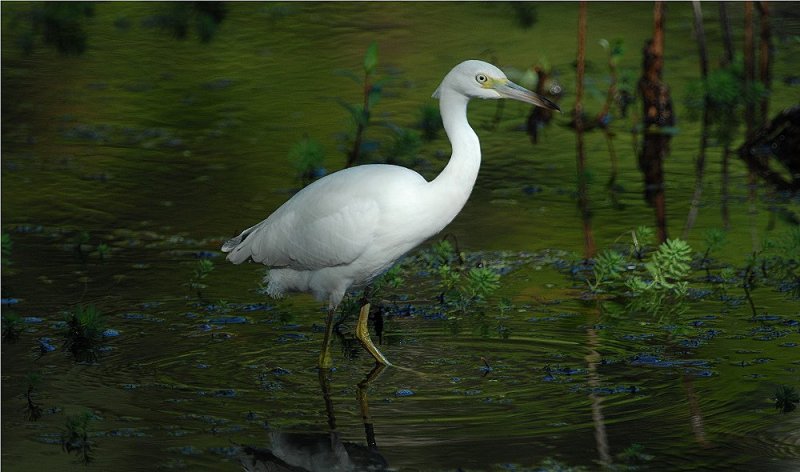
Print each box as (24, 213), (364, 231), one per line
(355, 303), (392, 366)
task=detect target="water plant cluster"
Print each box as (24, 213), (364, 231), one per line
(62, 304), (105, 363)
(576, 225), (799, 319)
(587, 227), (693, 319)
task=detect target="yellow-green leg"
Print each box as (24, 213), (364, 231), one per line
(355, 303), (391, 366)
(318, 308), (335, 369)
(357, 363), (387, 448)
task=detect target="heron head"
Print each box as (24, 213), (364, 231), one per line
(433, 59), (560, 112)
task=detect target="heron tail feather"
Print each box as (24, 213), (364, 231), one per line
(221, 225), (259, 264)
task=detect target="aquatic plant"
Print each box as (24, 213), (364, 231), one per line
(684, 58), (765, 147)
(288, 136), (326, 185)
(495, 297), (513, 339)
(463, 267), (501, 301)
(774, 385), (799, 413)
(61, 411), (95, 464)
(341, 42), (383, 167)
(741, 228), (800, 317)
(417, 103), (443, 140)
(614, 443), (655, 470)
(382, 126), (422, 167)
(701, 229), (727, 264)
(24, 372), (43, 421)
(412, 240), (501, 312)
(148, 2), (227, 43)
(425, 239), (464, 269)
(371, 265), (405, 296)
(634, 238), (692, 295)
(94, 242), (111, 260)
(508, 2), (538, 29)
(588, 233), (694, 319)
(32, 2), (94, 55)
(588, 250), (627, 292)
(188, 259), (215, 300)
(631, 225), (655, 261)
(62, 305), (104, 363)
(2, 313), (22, 343)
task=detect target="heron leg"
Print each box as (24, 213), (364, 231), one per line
(357, 363), (387, 449)
(355, 303), (391, 366)
(318, 308), (336, 369)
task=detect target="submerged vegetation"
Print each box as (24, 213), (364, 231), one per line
(288, 136), (326, 186)
(24, 372), (43, 422)
(583, 225), (800, 323)
(2, 313), (22, 342)
(341, 42), (383, 168)
(775, 385), (799, 414)
(61, 411), (96, 464)
(587, 228), (693, 318)
(62, 305), (105, 363)
(187, 259), (215, 300)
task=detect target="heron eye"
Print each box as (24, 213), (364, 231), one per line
(475, 74), (488, 84)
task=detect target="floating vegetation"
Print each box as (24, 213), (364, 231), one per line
(417, 103), (443, 140)
(507, 2), (538, 29)
(94, 242), (111, 260)
(62, 305), (105, 363)
(61, 411), (95, 464)
(187, 259), (215, 300)
(288, 136), (326, 186)
(24, 372), (43, 421)
(774, 385), (799, 413)
(339, 42), (383, 167)
(2, 313), (22, 343)
(382, 126), (422, 167)
(586, 230), (693, 320)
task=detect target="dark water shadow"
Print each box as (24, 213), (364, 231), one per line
(239, 364), (389, 471)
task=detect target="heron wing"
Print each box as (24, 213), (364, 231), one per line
(225, 168), (399, 270)
(252, 197), (381, 270)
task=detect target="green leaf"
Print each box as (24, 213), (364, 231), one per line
(464, 267), (500, 300)
(590, 250), (627, 291)
(363, 42), (378, 74)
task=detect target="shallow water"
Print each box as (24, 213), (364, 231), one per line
(2, 2), (800, 471)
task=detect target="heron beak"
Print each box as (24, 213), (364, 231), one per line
(495, 79), (561, 112)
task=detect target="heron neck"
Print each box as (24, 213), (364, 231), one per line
(430, 89), (481, 205)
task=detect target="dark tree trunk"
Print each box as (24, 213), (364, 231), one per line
(718, 1), (734, 229)
(638, 1), (673, 243)
(598, 41), (621, 208)
(575, 0), (595, 258)
(745, 1), (756, 138)
(757, 1), (772, 126)
(719, 2), (735, 66)
(744, 1), (759, 244)
(683, 1), (711, 239)
(757, 1), (775, 230)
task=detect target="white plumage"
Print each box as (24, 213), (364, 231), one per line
(222, 59), (559, 368)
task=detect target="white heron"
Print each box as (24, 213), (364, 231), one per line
(222, 59), (559, 368)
